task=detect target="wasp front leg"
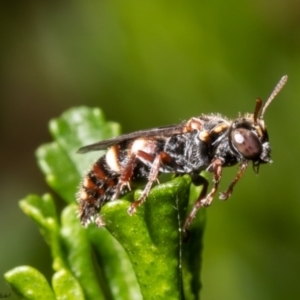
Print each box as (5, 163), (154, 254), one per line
(128, 151), (174, 215)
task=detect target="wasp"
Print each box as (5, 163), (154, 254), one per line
(77, 76), (287, 232)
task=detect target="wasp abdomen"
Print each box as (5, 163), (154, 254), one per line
(78, 156), (121, 226)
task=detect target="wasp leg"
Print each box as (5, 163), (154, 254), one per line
(219, 161), (248, 200)
(183, 175), (209, 232)
(128, 151), (173, 215)
(112, 153), (137, 200)
(201, 157), (223, 206)
(183, 158), (223, 232)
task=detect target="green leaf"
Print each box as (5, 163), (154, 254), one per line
(182, 185), (206, 300)
(101, 175), (195, 300)
(4, 266), (55, 300)
(6, 107), (205, 300)
(60, 204), (106, 300)
(88, 225), (142, 300)
(19, 194), (66, 271)
(52, 269), (85, 300)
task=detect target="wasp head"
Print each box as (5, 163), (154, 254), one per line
(229, 75), (288, 173)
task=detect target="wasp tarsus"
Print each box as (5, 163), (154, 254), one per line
(77, 76), (288, 232)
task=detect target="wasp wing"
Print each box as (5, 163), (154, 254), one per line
(77, 122), (186, 154)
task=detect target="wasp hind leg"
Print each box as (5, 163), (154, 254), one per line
(128, 151), (174, 215)
(112, 153), (137, 200)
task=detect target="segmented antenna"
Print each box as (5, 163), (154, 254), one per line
(260, 75), (288, 118)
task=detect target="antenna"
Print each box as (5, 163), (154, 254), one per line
(253, 98), (262, 124)
(260, 75), (288, 119)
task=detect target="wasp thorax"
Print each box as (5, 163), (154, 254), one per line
(231, 128), (262, 160)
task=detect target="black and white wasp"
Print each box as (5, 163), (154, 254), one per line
(77, 76), (287, 231)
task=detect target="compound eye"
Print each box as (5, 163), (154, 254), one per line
(231, 128), (262, 159)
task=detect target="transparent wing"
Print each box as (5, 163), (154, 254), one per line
(77, 122), (186, 153)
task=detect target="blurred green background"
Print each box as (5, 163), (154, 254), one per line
(1, 0), (299, 299)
